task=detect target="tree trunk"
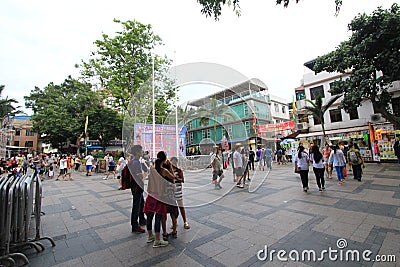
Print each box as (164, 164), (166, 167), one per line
(372, 103), (400, 130)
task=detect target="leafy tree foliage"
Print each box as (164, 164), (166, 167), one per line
(25, 76), (122, 150)
(197, 0), (342, 20)
(313, 4), (400, 129)
(0, 85), (23, 120)
(81, 19), (176, 122)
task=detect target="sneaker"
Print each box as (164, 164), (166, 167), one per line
(322, 187), (326, 190)
(132, 227), (145, 234)
(103, 177), (108, 180)
(217, 184), (222, 189)
(153, 240), (168, 248)
(338, 181), (342, 185)
(303, 188), (307, 192)
(319, 188), (322, 192)
(147, 235), (155, 243)
(236, 184), (244, 188)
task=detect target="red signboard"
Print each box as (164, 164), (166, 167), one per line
(258, 120), (295, 133)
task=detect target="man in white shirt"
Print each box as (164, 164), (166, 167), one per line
(233, 146), (243, 184)
(85, 153), (94, 176)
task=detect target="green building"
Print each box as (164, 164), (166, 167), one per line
(185, 79), (274, 154)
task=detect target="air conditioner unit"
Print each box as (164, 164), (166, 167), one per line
(297, 122), (309, 130)
(370, 113), (386, 123)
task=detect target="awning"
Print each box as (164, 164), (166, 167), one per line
(297, 125), (370, 139)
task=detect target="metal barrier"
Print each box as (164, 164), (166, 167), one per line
(0, 172), (55, 266)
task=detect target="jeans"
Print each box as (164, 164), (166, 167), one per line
(335, 166), (344, 181)
(313, 167), (325, 188)
(352, 164), (362, 180)
(265, 158), (272, 168)
(146, 212), (162, 233)
(131, 190), (143, 231)
(299, 170), (309, 188)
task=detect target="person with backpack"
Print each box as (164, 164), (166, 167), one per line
(310, 145), (325, 191)
(347, 143), (364, 181)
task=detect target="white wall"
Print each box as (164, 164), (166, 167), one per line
(270, 94), (290, 122)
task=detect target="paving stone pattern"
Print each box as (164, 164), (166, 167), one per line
(23, 162), (400, 267)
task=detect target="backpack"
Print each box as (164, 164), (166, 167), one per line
(349, 151), (359, 164)
(121, 165), (132, 190)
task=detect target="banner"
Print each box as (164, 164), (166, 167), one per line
(258, 120), (295, 133)
(134, 124), (186, 158)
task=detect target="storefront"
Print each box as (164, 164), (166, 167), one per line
(371, 123), (400, 161)
(297, 126), (373, 161)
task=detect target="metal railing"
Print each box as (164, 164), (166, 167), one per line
(0, 171), (55, 266)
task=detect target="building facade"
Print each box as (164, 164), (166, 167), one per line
(295, 60), (400, 161)
(185, 79), (274, 154)
(10, 115), (40, 155)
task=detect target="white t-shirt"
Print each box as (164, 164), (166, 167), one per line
(310, 154), (324, 168)
(233, 151), (243, 168)
(59, 159), (67, 169)
(85, 155), (94, 166)
(294, 152), (309, 170)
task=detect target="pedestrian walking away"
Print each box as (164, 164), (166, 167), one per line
(310, 145), (325, 191)
(294, 145), (310, 192)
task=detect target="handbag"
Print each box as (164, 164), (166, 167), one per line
(294, 166), (301, 174)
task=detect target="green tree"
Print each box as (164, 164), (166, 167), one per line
(303, 95), (342, 146)
(197, 0), (342, 20)
(81, 19), (176, 122)
(198, 98), (236, 142)
(25, 76), (122, 151)
(0, 85), (23, 120)
(313, 3), (400, 129)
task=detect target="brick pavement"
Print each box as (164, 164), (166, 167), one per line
(24, 162), (400, 267)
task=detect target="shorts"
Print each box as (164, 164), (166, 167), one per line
(323, 158), (329, 164)
(86, 165), (93, 171)
(66, 168), (72, 174)
(59, 168), (66, 175)
(39, 168), (45, 175)
(234, 167), (243, 176)
(108, 166), (115, 171)
(212, 170), (223, 181)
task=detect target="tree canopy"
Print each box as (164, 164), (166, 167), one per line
(197, 0), (342, 20)
(0, 85), (23, 120)
(25, 76), (122, 150)
(81, 19), (176, 121)
(313, 3), (400, 129)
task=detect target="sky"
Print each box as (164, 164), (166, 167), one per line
(0, 0), (396, 113)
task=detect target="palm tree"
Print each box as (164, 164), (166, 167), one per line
(0, 85), (23, 121)
(303, 95), (342, 146)
(197, 97), (236, 143)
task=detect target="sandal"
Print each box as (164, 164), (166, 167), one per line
(163, 234), (168, 241)
(168, 231), (177, 238)
(184, 222), (190, 229)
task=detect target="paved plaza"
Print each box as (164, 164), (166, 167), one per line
(25, 162), (400, 267)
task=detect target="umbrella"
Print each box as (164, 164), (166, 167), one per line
(280, 139), (296, 145)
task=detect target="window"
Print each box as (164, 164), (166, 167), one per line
(188, 132), (193, 145)
(313, 116), (321, 125)
(14, 141), (20, 147)
(244, 121), (250, 136)
(274, 103), (279, 113)
(349, 109), (359, 120)
(392, 97), (400, 116)
(25, 141), (34, 147)
(310, 85), (325, 100)
(25, 129), (35, 136)
(227, 125), (233, 137)
(329, 109), (342, 123)
(282, 106), (286, 114)
(243, 103), (249, 117)
(15, 129), (21, 136)
(296, 90), (306, 100)
(207, 129), (211, 138)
